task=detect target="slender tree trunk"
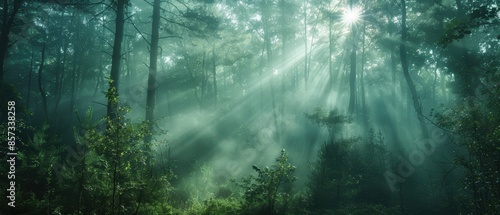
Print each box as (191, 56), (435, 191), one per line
(260, 47), (264, 114)
(53, 14), (66, 118)
(38, 44), (48, 122)
(124, 36), (132, 90)
(111, 131), (121, 215)
(432, 64), (438, 107)
(107, 0), (126, 121)
(212, 47), (218, 107)
(280, 0), (287, 115)
(201, 50), (207, 106)
(69, 47), (77, 124)
(454, 0), (474, 99)
(348, 1), (357, 114)
(303, 0), (308, 88)
(400, 0), (429, 139)
(262, 0), (280, 142)
(391, 48), (397, 108)
(145, 0), (160, 144)
(329, 15), (333, 90)
(107, 3), (126, 211)
(182, 48), (201, 106)
(399, 182), (404, 214)
(94, 20), (105, 100)
(348, 49), (356, 114)
(70, 13), (81, 124)
(0, 0), (22, 86)
(27, 48), (33, 110)
(360, 23), (368, 132)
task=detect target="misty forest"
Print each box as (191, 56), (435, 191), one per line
(0, 0), (499, 214)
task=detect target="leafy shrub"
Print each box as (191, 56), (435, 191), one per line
(308, 138), (360, 211)
(238, 149), (297, 215)
(335, 203), (399, 215)
(57, 107), (174, 214)
(305, 108), (349, 141)
(435, 82), (500, 214)
(198, 198), (241, 215)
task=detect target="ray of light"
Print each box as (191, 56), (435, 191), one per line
(341, 7), (362, 26)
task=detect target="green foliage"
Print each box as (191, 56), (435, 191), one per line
(435, 73), (500, 214)
(440, 5), (499, 45)
(194, 198), (241, 215)
(10, 124), (63, 214)
(308, 138), (360, 212)
(238, 149), (297, 215)
(335, 203), (399, 215)
(305, 108), (349, 141)
(306, 108), (393, 213)
(182, 163), (218, 206)
(51, 106), (174, 214)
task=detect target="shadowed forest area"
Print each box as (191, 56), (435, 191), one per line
(0, 0), (499, 214)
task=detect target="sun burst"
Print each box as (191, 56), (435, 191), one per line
(341, 7), (361, 26)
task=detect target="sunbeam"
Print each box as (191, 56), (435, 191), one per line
(341, 7), (362, 26)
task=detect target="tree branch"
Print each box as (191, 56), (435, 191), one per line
(126, 12), (151, 46)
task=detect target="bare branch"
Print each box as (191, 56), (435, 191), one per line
(88, 2), (113, 23)
(126, 12), (151, 46)
(159, 35), (182, 39)
(53, 0), (106, 6)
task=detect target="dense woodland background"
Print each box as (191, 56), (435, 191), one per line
(0, 0), (499, 214)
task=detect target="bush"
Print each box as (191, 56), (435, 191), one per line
(238, 149), (297, 215)
(199, 198), (241, 215)
(308, 138), (360, 211)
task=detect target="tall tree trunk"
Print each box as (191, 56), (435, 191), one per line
(53, 13), (66, 119)
(400, 0), (429, 139)
(145, 0), (160, 144)
(328, 14), (333, 90)
(201, 50), (207, 106)
(38, 44), (48, 122)
(93, 20), (105, 100)
(262, 0), (280, 142)
(454, 0), (475, 99)
(107, 0), (126, 121)
(69, 13), (81, 125)
(124, 36), (132, 90)
(348, 0), (357, 114)
(260, 47), (265, 114)
(303, 0), (308, 88)
(0, 0), (22, 86)
(280, 0), (287, 116)
(108, 3), (126, 211)
(69, 44), (77, 124)
(432, 64), (438, 108)
(27, 48), (33, 110)
(212, 47), (218, 107)
(360, 23), (367, 132)
(182, 47), (201, 107)
(391, 48), (397, 108)
(348, 48), (356, 114)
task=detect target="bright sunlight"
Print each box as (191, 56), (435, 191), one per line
(341, 7), (361, 25)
